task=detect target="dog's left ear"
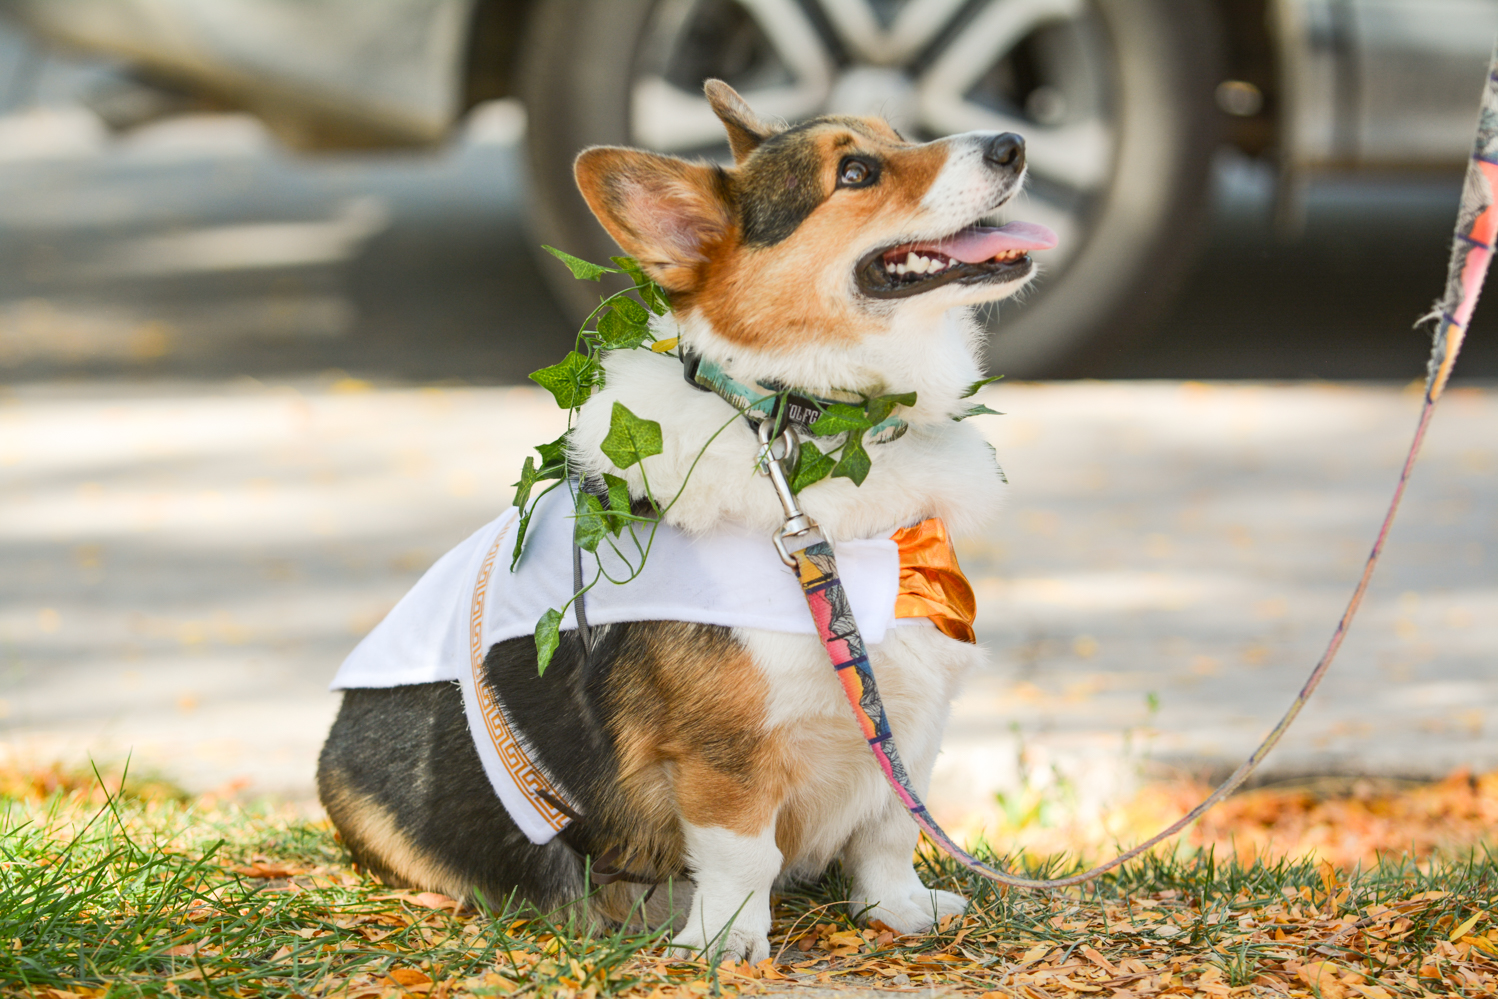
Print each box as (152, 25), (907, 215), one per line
(704, 79), (778, 163)
(575, 146), (732, 292)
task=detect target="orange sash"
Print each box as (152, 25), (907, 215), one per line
(890, 518), (976, 644)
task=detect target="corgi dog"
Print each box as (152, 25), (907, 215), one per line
(318, 80), (1054, 962)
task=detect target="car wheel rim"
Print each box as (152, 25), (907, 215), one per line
(628, 0), (1118, 279)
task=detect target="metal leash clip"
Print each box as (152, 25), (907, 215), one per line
(757, 419), (819, 567)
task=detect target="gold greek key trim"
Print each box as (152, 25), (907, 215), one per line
(469, 523), (571, 832)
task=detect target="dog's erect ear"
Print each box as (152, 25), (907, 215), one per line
(575, 147), (732, 292)
(704, 79), (778, 163)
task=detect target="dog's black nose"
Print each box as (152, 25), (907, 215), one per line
(984, 133), (1025, 171)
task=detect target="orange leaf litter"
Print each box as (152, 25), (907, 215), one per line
(5, 767), (1497, 998)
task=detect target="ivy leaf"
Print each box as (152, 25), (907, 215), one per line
(611, 255), (646, 285)
(513, 456), (540, 511)
(610, 297), (650, 327)
(514, 434), (572, 509)
(596, 300), (652, 349)
(535, 432), (571, 474)
(962, 374), (1004, 398)
(954, 402), (1002, 421)
(831, 435), (872, 486)
(601, 472), (632, 536)
(534, 608), (563, 675)
(612, 256), (670, 314)
(510, 504), (534, 571)
(866, 391), (917, 427)
(574, 491), (608, 553)
(597, 310), (651, 350)
(543, 244), (617, 282)
(529, 351), (598, 409)
(645, 284), (670, 315)
(600, 402), (663, 469)
(790, 440), (835, 493)
(809, 403), (872, 437)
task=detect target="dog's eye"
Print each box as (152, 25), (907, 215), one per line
(837, 156), (879, 188)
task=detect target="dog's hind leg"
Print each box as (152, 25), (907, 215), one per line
(317, 682), (584, 913)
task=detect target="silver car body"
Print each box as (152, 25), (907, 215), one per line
(4, 0), (1497, 167)
(1277, 0), (1498, 169)
(1, 0), (474, 146)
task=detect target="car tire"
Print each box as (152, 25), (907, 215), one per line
(519, 0), (1222, 377)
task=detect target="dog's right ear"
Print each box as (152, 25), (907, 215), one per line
(704, 79), (778, 163)
(574, 147), (732, 292)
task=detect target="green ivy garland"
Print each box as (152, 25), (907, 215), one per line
(513, 246), (1001, 672)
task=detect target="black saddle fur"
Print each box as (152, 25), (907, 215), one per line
(318, 622), (703, 913)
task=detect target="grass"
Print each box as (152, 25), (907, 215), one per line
(1, 769), (1495, 998)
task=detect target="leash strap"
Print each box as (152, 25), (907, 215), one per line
(781, 49), (1498, 885)
(792, 378), (1441, 889)
(794, 540), (1104, 889)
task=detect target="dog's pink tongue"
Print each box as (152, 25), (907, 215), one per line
(924, 221), (1058, 263)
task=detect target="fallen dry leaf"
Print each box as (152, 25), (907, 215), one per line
(386, 967), (433, 987)
(1297, 960), (1348, 999)
(411, 891), (458, 911)
(1081, 944), (1117, 975)
(233, 861), (299, 879)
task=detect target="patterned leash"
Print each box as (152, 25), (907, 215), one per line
(762, 49), (1498, 889)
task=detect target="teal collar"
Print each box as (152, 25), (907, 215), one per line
(680, 349), (908, 444)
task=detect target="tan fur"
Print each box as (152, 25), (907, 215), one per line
(702, 126), (951, 350)
(601, 623), (797, 841)
(547, 623), (798, 936)
(321, 782), (470, 900)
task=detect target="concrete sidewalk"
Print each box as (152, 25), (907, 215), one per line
(1, 379), (1493, 827)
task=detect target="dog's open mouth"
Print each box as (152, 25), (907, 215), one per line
(855, 220), (1058, 299)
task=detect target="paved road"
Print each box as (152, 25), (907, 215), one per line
(0, 105), (1495, 385)
(0, 102), (573, 384)
(0, 81), (1495, 826)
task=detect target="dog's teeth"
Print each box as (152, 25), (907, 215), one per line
(885, 249), (962, 278)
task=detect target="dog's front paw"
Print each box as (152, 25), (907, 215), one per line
(914, 887), (969, 926)
(670, 924), (770, 964)
(854, 886), (968, 935)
